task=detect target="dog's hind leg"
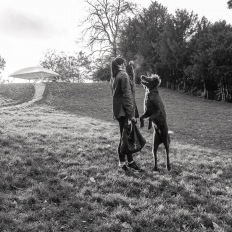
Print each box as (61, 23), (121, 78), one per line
(163, 131), (171, 171)
(164, 143), (170, 171)
(152, 130), (160, 172)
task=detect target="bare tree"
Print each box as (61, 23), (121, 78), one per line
(80, 0), (137, 57)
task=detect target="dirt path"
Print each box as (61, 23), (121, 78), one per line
(0, 83), (46, 110)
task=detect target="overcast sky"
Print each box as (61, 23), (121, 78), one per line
(0, 0), (231, 81)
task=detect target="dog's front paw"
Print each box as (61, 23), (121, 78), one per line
(148, 119), (153, 130)
(140, 119), (144, 128)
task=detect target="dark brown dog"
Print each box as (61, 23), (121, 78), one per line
(140, 74), (171, 171)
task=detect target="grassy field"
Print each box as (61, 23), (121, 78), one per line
(0, 82), (231, 232)
(0, 83), (34, 106)
(43, 82), (232, 151)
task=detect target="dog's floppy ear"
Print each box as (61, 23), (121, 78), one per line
(140, 75), (149, 90)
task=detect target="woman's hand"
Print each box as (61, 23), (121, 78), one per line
(131, 117), (137, 123)
(128, 117), (137, 125)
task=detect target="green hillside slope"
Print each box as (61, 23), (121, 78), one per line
(41, 82), (232, 151)
(0, 83), (34, 106)
(0, 83), (231, 231)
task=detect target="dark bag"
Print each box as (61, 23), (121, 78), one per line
(120, 121), (146, 154)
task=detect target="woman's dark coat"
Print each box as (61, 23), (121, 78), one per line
(111, 70), (134, 120)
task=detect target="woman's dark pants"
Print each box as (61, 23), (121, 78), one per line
(117, 117), (133, 163)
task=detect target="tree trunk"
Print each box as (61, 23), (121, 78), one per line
(203, 79), (208, 99)
(113, 43), (117, 57)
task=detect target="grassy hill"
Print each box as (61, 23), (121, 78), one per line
(0, 83), (34, 106)
(0, 82), (231, 231)
(42, 82), (232, 151)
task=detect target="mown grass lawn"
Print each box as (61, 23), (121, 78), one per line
(0, 82), (231, 232)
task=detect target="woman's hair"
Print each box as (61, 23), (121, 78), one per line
(114, 57), (125, 65)
(126, 64), (134, 80)
(111, 57), (125, 78)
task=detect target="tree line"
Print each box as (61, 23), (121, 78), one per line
(89, 1), (232, 102)
(1, 0), (231, 102)
(0, 56), (6, 83)
(39, 50), (91, 83)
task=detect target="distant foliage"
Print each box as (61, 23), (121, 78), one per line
(40, 50), (91, 83)
(118, 1), (232, 102)
(0, 55), (5, 71)
(190, 20), (232, 101)
(228, 0), (232, 9)
(91, 56), (111, 82)
(92, 64), (111, 82)
(119, 2), (169, 73)
(0, 56), (6, 83)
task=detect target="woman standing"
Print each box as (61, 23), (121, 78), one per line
(110, 57), (142, 172)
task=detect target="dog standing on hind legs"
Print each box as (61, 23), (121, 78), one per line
(140, 74), (172, 171)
